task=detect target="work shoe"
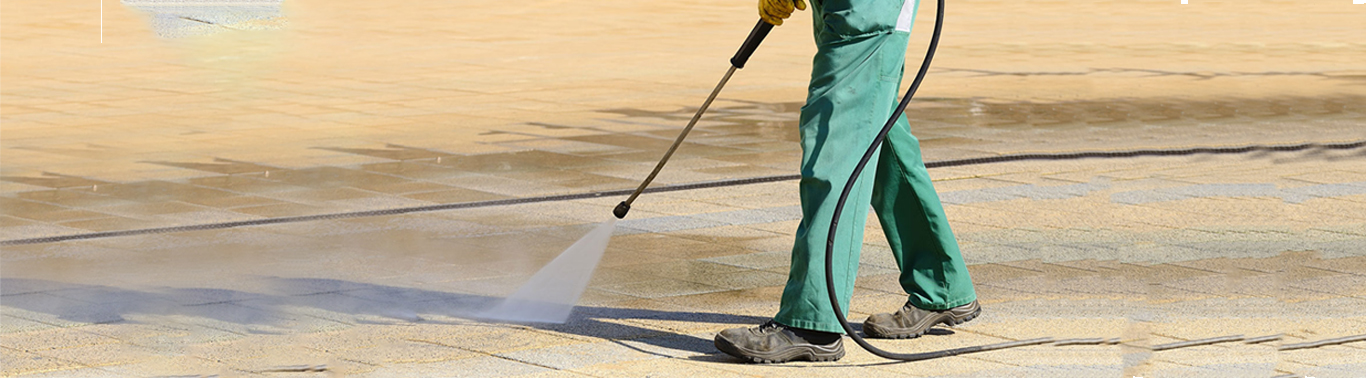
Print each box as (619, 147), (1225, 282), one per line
(714, 320), (845, 363)
(863, 300), (981, 339)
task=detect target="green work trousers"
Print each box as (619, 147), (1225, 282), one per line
(774, 0), (976, 334)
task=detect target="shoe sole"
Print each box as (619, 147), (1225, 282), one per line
(863, 301), (981, 339)
(714, 336), (844, 363)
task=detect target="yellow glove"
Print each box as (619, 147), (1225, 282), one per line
(759, 0), (807, 26)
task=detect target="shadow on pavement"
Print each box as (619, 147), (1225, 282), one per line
(0, 277), (767, 355)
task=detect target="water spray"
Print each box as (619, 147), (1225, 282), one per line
(484, 22), (773, 324)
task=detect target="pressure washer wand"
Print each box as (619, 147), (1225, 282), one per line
(614, 20), (775, 219)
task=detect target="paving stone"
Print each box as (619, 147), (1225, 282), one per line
(3, 0), (1365, 375)
(98, 354), (234, 377)
(572, 356), (739, 378)
(0, 327), (123, 354)
(0, 347), (77, 377)
(700, 251), (792, 270)
(496, 341), (658, 371)
(431, 327), (584, 355)
(595, 279), (730, 299)
(367, 356), (552, 378)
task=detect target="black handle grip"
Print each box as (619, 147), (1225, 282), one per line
(730, 20), (775, 69)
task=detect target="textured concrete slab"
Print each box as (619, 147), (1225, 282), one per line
(4, 0), (1366, 376)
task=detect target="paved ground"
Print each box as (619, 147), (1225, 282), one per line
(3, 0), (1365, 377)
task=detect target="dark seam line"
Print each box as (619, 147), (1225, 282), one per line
(1151, 335), (1244, 351)
(3, 140), (1361, 246)
(1278, 334), (1366, 351)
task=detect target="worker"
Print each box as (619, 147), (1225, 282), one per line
(714, 0), (979, 363)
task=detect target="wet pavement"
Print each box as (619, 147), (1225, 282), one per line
(3, 0), (1366, 377)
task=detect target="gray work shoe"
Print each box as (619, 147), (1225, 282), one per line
(863, 300), (981, 339)
(714, 321), (845, 363)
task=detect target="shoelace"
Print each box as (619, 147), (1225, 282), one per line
(758, 320), (784, 332)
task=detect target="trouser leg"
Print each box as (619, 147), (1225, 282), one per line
(870, 111), (977, 310)
(774, 0), (914, 333)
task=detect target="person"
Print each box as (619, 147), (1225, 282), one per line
(713, 0), (979, 363)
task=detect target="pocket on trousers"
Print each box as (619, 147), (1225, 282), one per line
(878, 41), (906, 81)
(817, 0), (902, 38)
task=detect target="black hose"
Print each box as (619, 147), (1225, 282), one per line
(821, 0), (1051, 361)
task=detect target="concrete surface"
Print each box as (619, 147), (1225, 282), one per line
(3, 0), (1365, 377)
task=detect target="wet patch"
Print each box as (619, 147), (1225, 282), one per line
(123, 0), (287, 38)
(941, 179), (1111, 205)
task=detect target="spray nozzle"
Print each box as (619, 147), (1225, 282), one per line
(613, 201), (630, 219)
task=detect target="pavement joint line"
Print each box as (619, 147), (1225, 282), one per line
(1150, 334), (1245, 351)
(1244, 334), (1283, 344)
(256, 364), (328, 373)
(335, 356), (380, 367)
(1301, 265), (1366, 277)
(1278, 334), (1366, 351)
(1049, 337), (1108, 346)
(960, 354), (1025, 368)
(409, 336), (566, 372)
(604, 338), (680, 360)
(4, 140), (1363, 246)
(1039, 261), (1102, 273)
(1288, 285), (1366, 300)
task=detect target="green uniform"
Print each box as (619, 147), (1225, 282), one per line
(774, 0), (976, 334)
